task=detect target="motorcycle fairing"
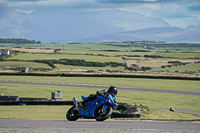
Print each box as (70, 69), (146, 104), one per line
(78, 94), (116, 118)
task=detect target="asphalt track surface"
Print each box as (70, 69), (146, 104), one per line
(1, 119), (200, 132)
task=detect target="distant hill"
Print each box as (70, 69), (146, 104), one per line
(0, 7), (30, 38)
(28, 9), (123, 42)
(0, 7), (199, 43)
(80, 27), (200, 43)
(185, 25), (200, 32)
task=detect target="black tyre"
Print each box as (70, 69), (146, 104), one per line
(94, 106), (113, 121)
(66, 106), (79, 121)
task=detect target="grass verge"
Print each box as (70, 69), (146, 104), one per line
(0, 105), (199, 121)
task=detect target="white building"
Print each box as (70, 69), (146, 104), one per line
(0, 49), (10, 55)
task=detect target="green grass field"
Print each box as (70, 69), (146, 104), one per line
(7, 53), (124, 63)
(0, 76), (200, 111)
(3, 52), (200, 76)
(125, 57), (199, 67)
(0, 80), (199, 111)
(3, 51), (199, 76)
(1, 44), (199, 76)
(155, 52), (200, 58)
(0, 106), (68, 120)
(0, 61), (52, 69)
(0, 77), (200, 120)
(152, 62), (200, 74)
(60, 50), (152, 57)
(1, 42), (145, 51)
(1, 42), (200, 52)
(60, 50), (200, 58)
(55, 64), (126, 72)
(1, 76), (199, 92)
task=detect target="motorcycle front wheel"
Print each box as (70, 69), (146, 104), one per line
(66, 106), (79, 121)
(94, 106), (113, 121)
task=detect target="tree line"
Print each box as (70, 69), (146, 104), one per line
(34, 59), (126, 68)
(0, 38), (42, 44)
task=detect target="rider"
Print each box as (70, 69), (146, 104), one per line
(80, 86), (118, 108)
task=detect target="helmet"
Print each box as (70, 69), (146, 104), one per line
(108, 86), (117, 95)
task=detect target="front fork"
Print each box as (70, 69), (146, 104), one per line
(73, 97), (78, 105)
(72, 97), (79, 112)
(101, 105), (105, 113)
(100, 105), (109, 115)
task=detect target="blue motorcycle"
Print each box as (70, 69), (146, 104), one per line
(66, 93), (118, 121)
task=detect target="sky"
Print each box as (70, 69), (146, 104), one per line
(0, 0), (200, 28)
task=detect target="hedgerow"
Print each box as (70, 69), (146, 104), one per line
(34, 59), (126, 68)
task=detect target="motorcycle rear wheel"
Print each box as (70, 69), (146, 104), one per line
(66, 106), (79, 121)
(95, 106), (113, 121)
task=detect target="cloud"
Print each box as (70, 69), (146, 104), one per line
(98, 0), (159, 4)
(1, 0), (96, 7)
(119, 1), (200, 28)
(15, 9), (35, 14)
(2, 0), (187, 8)
(1, 0), (200, 28)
